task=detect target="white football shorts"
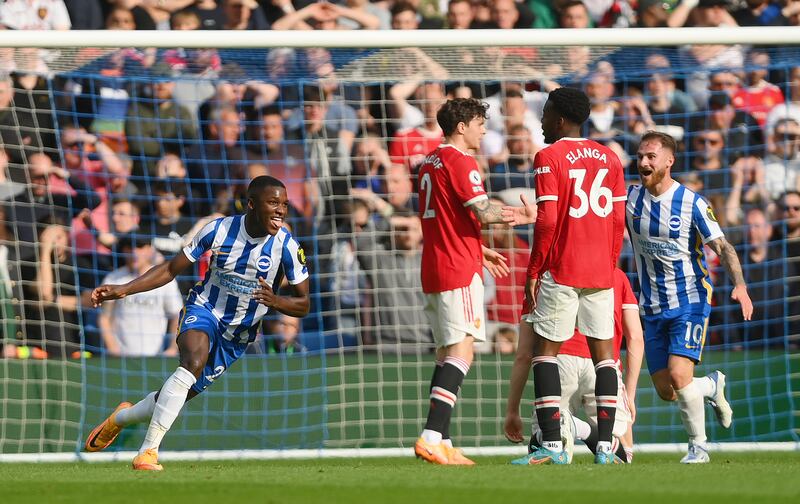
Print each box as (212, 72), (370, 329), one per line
(424, 273), (486, 348)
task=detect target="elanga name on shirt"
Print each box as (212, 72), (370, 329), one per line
(565, 147), (608, 165)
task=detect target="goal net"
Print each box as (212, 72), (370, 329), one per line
(0, 28), (798, 459)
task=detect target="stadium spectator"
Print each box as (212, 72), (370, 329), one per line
(390, 0), (444, 29)
(3, 152), (99, 259)
(585, 67), (620, 138)
(358, 213), (431, 353)
(261, 314), (307, 354)
(722, 208), (787, 346)
(488, 124), (536, 193)
(691, 92), (764, 162)
(222, 0), (270, 29)
(765, 64), (800, 146)
(390, 80), (447, 136)
(0, 0), (71, 30)
(644, 54), (697, 130)
(98, 234), (182, 357)
(105, 6), (137, 29)
(0, 74), (49, 171)
(247, 105), (315, 219)
(723, 154), (770, 226)
(144, 180), (193, 259)
(187, 105), (247, 215)
(11, 70), (58, 154)
(19, 217), (82, 358)
(60, 126), (128, 191)
(731, 50), (784, 128)
(125, 62), (197, 178)
(271, 0), (381, 30)
(762, 118), (800, 201)
(732, 0), (789, 26)
(286, 85), (352, 225)
(609, 90), (657, 145)
(351, 133), (392, 194)
(487, 0), (530, 28)
(557, 0), (591, 28)
(388, 85), (444, 172)
(154, 153), (188, 179)
(446, 0), (474, 28)
(184, 0), (226, 29)
(64, 0), (104, 29)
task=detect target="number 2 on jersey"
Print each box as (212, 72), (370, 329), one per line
(568, 168), (612, 218)
(420, 172), (436, 219)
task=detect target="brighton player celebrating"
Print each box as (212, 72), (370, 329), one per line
(628, 131), (752, 463)
(519, 87), (627, 465)
(414, 98), (511, 465)
(504, 268), (643, 464)
(84, 176), (310, 471)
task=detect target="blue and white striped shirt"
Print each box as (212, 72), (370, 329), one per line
(626, 181), (723, 316)
(181, 215), (309, 343)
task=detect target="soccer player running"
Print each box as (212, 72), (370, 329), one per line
(413, 98), (512, 465)
(84, 176), (310, 471)
(513, 87), (627, 465)
(504, 267), (644, 464)
(628, 131), (752, 463)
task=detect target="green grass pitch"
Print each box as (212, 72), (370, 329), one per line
(2, 453), (798, 504)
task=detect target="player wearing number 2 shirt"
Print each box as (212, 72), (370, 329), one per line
(413, 98), (512, 466)
(519, 87), (626, 466)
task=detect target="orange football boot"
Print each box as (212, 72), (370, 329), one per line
(414, 437), (449, 465)
(84, 402), (132, 452)
(132, 449), (163, 471)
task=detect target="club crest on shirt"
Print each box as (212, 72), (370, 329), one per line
(668, 215), (682, 232)
(474, 318), (481, 329)
(256, 255), (273, 272)
(296, 247), (306, 265)
(706, 206), (718, 222)
(38, 8), (48, 19)
(468, 170), (482, 185)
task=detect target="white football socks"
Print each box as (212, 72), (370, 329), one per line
(115, 391), (157, 427)
(139, 367), (196, 454)
(693, 376), (716, 399)
(421, 429), (443, 445)
(676, 382), (707, 446)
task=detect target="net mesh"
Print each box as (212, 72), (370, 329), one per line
(0, 41), (798, 455)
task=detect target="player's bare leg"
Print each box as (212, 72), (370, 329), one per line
(132, 330), (209, 471)
(416, 337), (475, 465)
(586, 336), (620, 464)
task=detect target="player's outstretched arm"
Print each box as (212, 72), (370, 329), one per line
(707, 236), (754, 320)
(501, 193), (537, 226)
(253, 277), (310, 318)
(469, 198), (507, 225)
(90, 253), (192, 308)
(622, 308), (644, 424)
(504, 321), (535, 443)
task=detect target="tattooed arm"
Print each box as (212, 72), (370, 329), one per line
(707, 236), (754, 320)
(469, 198), (506, 225)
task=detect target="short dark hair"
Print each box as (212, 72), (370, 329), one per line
(391, 1), (417, 17)
(151, 179), (187, 199)
(546, 87), (590, 126)
(640, 130), (677, 154)
(436, 98), (488, 136)
(302, 85), (324, 103)
(259, 104), (282, 119)
(247, 175), (285, 199)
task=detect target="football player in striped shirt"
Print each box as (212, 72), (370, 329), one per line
(628, 131), (753, 463)
(84, 176), (310, 471)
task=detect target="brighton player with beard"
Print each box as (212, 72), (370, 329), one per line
(514, 87), (627, 465)
(84, 176), (310, 471)
(504, 267), (643, 464)
(413, 97), (513, 465)
(628, 131), (752, 463)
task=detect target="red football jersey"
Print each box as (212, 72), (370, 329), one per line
(419, 144), (487, 293)
(389, 127), (443, 171)
(558, 269), (639, 361)
(527, 137), (626, 289)
(732, 84), (784, 128)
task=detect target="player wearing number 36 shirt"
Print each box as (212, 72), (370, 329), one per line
(413, 98), (512, 466)
(518, 88), (627, 465)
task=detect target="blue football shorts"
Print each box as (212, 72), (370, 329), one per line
(177, 304), (249, 394)
(643, 303), (710, 374)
